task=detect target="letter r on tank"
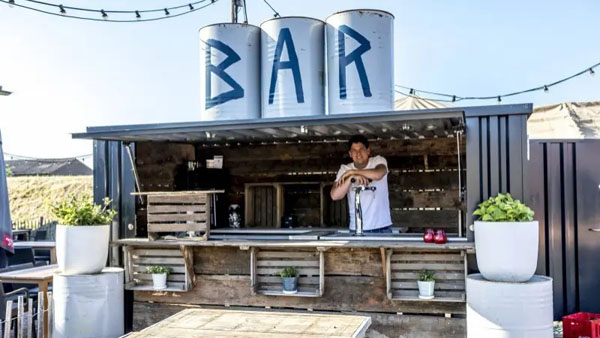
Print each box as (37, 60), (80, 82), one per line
(337, 25), (372, 99)
(205, 39), (244, 109)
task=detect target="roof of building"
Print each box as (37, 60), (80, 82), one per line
(6, 158), (92, 176)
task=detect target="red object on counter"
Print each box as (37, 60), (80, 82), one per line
(563, 312), (600, 338)
(434, 229), (447, 244)
(423, 228), (434, 243)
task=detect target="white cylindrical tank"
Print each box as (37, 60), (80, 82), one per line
(467, 274), (553, 338)
(53, 268), (124, 338)
(261, 17), (325, 118)
(326, 9), (394, 114)
(199, 23), (261, 121)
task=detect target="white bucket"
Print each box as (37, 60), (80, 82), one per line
(199, 23), (261, 121)
(326, 9), (395, 114)
(261, 17), (325, 118)
(474, 221), (539, 282)
(53, 267), (124, 338)
(467, 274), (553, 338)
(56, 224), (109, 275)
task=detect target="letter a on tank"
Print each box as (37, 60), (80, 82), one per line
(269, 28), (304, 104)
(337, 25), (372, 99)
(205, 39), (244, 109)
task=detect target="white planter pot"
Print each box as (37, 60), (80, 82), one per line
(56, 224), (110, 275)
(152, 273), (167, 290)
(417, 281), (435, 299)
(474, 221), (539, 282)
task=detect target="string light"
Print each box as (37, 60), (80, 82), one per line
(0, 0), (219, 23)
(262, 0), (280, 17)
(395, 61), (599, 103)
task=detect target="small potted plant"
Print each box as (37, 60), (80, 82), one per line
(279, 267), (298, 294)
(50, 195), (116, 275)
(146, 265), (170, 290)
(473, 193), (537, 282)
(418, 270), (436, 299)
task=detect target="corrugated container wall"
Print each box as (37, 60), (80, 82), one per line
(261, 17), (325, 118)
(326, 10), (394, 114)
(199, 23), (261, 121)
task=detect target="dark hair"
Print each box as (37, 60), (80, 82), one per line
(348, 135), (369, 150)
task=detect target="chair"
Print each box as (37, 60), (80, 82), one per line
(7, 248), (35, 266)
(32, 229), (51, 265)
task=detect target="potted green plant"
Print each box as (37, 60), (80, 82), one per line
(417, 270), (435, 299)
(279, 267), (298, 294)
(50, 195), (116, 275)
(146, 266), (170, 290)
(473, 193), (537, 282)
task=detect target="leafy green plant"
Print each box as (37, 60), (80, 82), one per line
(419, 270), (435, 282)
(473, 193), (534, 222)
(279, 267), (298, 278)
(5, 165), (13, 177)
(146, 266), (171, 275)
(49, 195), (116, 226)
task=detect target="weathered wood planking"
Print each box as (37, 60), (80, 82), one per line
(145, 193), (211, 240)
(124, 246), (195, 292)
(134, 245), (467, 315)
(250, 248), (325, 297)
(135, 136), (466, 233)
(386, 250), (466, 302)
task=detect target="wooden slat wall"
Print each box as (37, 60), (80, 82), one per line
(125, 247), (191, 291)
(192, 138), (466, 232)
(135, 246), (466, 315)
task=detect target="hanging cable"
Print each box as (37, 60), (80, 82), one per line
(395, 61), (599, 103)
(262, 0), (279, 17)
(0, 0), (219, 22)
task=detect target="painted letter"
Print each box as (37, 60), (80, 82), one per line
(269, 28), (304, 104)
(338, 25), (371, 99)
(205, 39), (244, 109)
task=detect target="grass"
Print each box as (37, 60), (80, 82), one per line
(7, 175), (93, 224)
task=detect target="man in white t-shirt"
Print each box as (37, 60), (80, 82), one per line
(330, 135), (393, 233)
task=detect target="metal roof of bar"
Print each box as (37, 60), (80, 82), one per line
(72, 104), (532, 143)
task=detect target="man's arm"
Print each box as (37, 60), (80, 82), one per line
(330, 175), (353, 201)
(337, 164), (387, 184)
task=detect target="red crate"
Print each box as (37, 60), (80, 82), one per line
(563, 312), (600, 338)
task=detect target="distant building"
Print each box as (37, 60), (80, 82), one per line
(6, 158), (92, 176)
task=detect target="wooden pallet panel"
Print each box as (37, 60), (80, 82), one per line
(250, 248), (324, 297)
(386, 250), (466, 302)
(146, 193), (211, 240)
(124, 246), (195, 292)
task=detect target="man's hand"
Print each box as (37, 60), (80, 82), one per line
(349, 174), (369, 186)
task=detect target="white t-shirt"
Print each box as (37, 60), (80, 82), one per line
(335, 155), (392, 231)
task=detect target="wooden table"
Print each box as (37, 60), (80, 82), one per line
(0, 264), (58, 338)
(128, 308), (371, 338)
(14, 241), (57, 264)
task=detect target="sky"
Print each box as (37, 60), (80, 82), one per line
(0, 0), (599, 160)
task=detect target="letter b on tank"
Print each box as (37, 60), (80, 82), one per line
(205, 39), (244, 109)
(337, 24), (372, 99)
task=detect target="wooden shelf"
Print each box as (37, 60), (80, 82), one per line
(386, 250), (467, 302)
(250, 247), (325, 297)
(123, 246), (195, 292)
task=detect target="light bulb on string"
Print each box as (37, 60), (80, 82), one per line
(135, 10), (141, 19)
(497, 96), (502, 103)
(590, 68), (595, 77)
(189, 4), (194, 10)
(59, 4), (66, 14)
(164, 8), (170, 15)
(544, 85), (549, 93)
(101, 9), (108, 19)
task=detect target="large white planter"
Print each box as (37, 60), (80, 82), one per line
(56, 224), (110, 275)
(474, 221), (539, 282)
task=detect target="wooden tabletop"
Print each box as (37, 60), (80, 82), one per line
(127, 308), (371, 338)
(14, 241), (56, 249)
(0, 264), (58, 283)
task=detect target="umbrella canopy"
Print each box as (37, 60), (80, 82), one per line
(395, 94), (450, 110)
(0, 130), (14, 253)
(528, 101), (600, 139)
